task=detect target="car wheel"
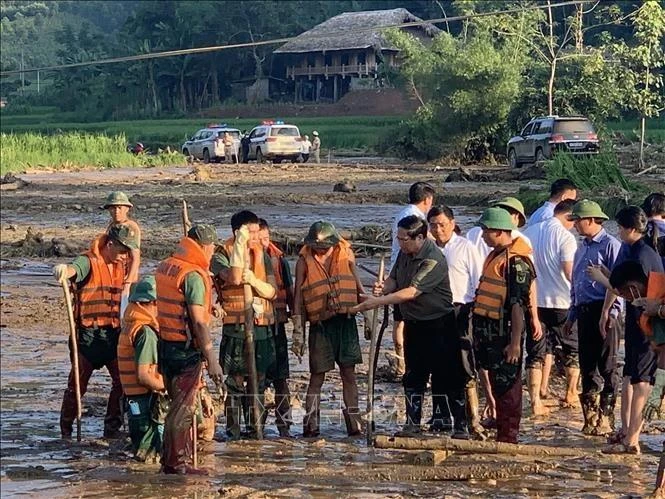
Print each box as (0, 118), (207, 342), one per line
(256, 148), (265, 163)
(535, 148), (546, 163)
(182, 148), (189, 156)
(203, 149), (210, 164)
(508, 149), (520, 169)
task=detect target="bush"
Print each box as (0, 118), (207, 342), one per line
(544, 151), (633, 191)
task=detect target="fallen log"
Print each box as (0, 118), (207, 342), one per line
(348, 461), (556, 482)
(374, 435), (590, 457)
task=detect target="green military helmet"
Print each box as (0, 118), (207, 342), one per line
(129, 275), (157, 303)
(493, 197), (526, 227)
(304, 221), (341, 249)
(103, 191), (133, 209)
(187, 224), (219, 244)
(477, 207), (517, 231)
(567, 199), (609, 221)
(108, 223), (140, 250)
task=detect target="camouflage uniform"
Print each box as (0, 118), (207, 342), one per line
(473, 255), (535, 444)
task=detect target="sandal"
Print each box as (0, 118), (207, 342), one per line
(602, 442), (641, 455)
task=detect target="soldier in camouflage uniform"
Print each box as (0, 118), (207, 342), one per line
(472, 208), (540, 443)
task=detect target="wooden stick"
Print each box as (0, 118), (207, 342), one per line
(243, 249), (262, 440)
(192, 411), (198, 468)
(60, 279), (82, 442)
(366, 256), (385, 446)
(374, 435), (590, 457)
(181, 200), (192, 236)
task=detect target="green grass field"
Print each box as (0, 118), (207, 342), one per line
(605, 118), (665, 143)
(0, 112), (404, 152)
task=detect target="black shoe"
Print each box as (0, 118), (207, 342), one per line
(429, 418), (453, 433)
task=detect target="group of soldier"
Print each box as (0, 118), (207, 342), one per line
(52, 182), (665, 490)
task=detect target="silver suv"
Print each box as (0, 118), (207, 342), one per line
(507, 116), (599, 168)
(181, 125), (241, 163)
(246, 121), (302, 163)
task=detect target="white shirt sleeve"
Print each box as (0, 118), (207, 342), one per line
(466, 242), (484, 292)
(560, 230), (578, 263)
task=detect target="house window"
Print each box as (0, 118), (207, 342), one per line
(307, 54), (316, 67)
(325, 53), (332, 66)
(357, 52), (366, 65)
(341, 53), (350, 65)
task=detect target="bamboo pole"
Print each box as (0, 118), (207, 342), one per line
(243, 249), (262, 440)
(60, 279), (82, 442)
(374, 435), (590, 457)
(366, 256), (385, 445)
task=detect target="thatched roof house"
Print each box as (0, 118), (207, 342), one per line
(274, 8), (440, 102)
(275, 8), (440, 54)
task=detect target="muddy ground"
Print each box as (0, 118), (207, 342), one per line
(1, 162), (663, 498)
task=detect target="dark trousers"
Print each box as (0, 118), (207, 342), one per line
(403, 313), (466, 426)
(455, 303), (476, 382)
(526, 307), (579, 369)
(60, 352), (123, 437)
(577, 301), (619, 396)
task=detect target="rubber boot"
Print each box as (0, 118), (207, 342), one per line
(225, 393), (243, 440)
(592, 392), (616, 437)
(580, 393), (600, 435)
(403, 390), (423, 434)
(450, 396), (470, 440)
(246, 394), (265, 440)
(275, 392), (292, 438)
(465, 380), (487, 441)
(303, 394), (320, 438)
(430, 394), (453, 433)
(342, 407), (363, 437)
(495, 377), (522, 444)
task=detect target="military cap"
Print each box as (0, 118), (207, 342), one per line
(187, 224), (219, 244)
(304, 221), (341, 249)
(477, 207), (517, 231)
(493, 197), (526, 227)
(567, 199), (609, 221)
(103, 191), (133, 209)
(107, 223), (140, 250)
(129, 275), (157, 303)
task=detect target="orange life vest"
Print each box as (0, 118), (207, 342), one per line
(76, 235), (126, 329)
(266, 242), (289, 324)
(638, 272), (665, 337)
(156, 237), (212, 344)
(217, 239), (275, 326)
(473, 237), (533, 321)
(117, 302), (161, 396)
(300, 239), (358, 323)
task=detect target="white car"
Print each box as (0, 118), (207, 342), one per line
(246, 121), (302, 163)
(181, 125), (241, 163)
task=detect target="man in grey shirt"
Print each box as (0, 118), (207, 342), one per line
(354, 215), (468, 437)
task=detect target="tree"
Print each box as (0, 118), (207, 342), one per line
(612, 0), (665, 168)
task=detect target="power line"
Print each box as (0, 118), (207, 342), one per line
(0, 0), (593, 77)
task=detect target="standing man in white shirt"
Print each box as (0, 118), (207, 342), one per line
(300, 135), (312, 163)
(428, 205), (487, 439)
(389, 182), (435, 379)
(523, 199), (580, 415)
(527, 179), (578, 227)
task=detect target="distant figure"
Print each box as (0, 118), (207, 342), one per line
(131, 142), (145, 155)
(311, 131), (321, 164)
(241, 131), (251, 163)
(222, 132), (234, 164)
(301, 135), (312, 163)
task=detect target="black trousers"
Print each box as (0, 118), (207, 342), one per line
(577, 301), (619, 396)
(454, 302), (476, 382)
(403, 313), (466, 424)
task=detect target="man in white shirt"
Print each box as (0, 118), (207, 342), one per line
(428, 205), (486, 439)
(523, 199), (579, 414)
(300, 135), (312, 163)
(389, 182), (435, 378)
(527, 178), (577, 227)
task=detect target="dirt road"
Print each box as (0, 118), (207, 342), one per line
(1, 163), (662, 497)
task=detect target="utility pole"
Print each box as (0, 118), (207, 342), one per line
(37, 71), (40, 94)
(21, 50), (25, 95)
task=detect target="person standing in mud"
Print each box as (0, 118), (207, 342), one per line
(294, 221), (366, 437)
(522, 199), (580, 413)
(472, 208), (539, 444)
(52, 224), (139, 440)
(311, 131), (321, 164)
(643, 192), (665, 268)
(563, 200), (622, 437)
(427, 205), (486, 439)
(103, 191), (142, 313)
(156, 224), (223, 475)
(259, 218), (294, 437)
(241, 131), (251, 163)
(211, 210), (277, 440)
(117, 275), (167, 461)
(389, 182), (435, 381)
(354, 216), (466, 437)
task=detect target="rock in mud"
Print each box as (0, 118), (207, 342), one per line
(0, 172), (29, 191)
(333, 182), (356, 193)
